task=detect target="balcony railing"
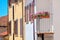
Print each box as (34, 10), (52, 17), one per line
(33, 12), (54, 33)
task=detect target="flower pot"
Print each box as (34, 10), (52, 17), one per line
(44, 16), (50, 18)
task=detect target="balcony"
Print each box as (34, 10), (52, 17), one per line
(32, 12), (54, 34)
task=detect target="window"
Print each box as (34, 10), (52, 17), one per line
(28, 5), (30, 22)
(14, 20), (18, 36)
(8, 21), (11, 35)
(29, 4), (31, 21)
(20, 18), (23, 37)
(25, 6), (29, 24)
(25, 7), (27, 22)
(31, 1), (34, 14)
(26, 6), (29, 24)
(25, 1), (35, 23)
(30, 1), (34, 23)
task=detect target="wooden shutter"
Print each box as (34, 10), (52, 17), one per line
(29, 4), (31, 21)
(8, 21), (11, 35)
(25, 7), (27, 22)
(20, 18), (23, 37)
(31, 1), (34, 14)
(30, 1), (34, 23)
(14, 20), (18, 36)
(28, 5), (30, 22)
(26, 6), (29, 24)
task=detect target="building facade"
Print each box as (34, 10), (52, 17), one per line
(8, 0), (54, 40)
(8, 0), (25, 40)
(25, 0), (54, 40)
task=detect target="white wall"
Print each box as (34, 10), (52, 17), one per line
(25, 0), (60, 40)
(36, 0), (52, 13)
(25, 0), (34, 40)
(53, 0), (60, 40)
(25, 23), (33, 40)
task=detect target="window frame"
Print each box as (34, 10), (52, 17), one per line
(25, 6), (29, 24)
(14, 20), (18, 36)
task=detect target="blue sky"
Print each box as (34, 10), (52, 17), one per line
(0, 0), (8, 17)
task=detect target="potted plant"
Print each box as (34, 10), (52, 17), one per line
(44, 12), (50, 18)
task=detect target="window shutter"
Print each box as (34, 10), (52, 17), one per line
(30, 1), (34, 23)
(29, 4), (31, 21)
(31, 1), (34, 14)
(14, 20), (18, 36)
(25, 7), (27, 22)
(20, 18), (23, 37)
(26, 6), (29, 24)
(8, 21), (11, 35)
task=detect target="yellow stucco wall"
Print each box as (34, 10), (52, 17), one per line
(8, 1), (23, 40)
